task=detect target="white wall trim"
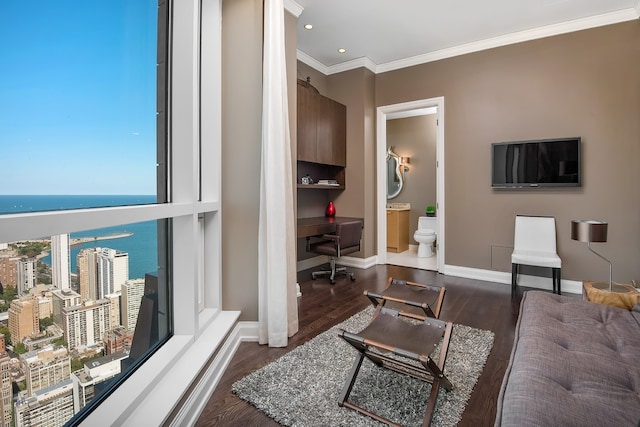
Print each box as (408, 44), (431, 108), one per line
(298, 8), (640, 76)
(284, 0), (303, 18)
(296, 255), (377, 272)
(444, 264), (583, 295)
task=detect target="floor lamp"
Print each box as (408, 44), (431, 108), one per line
(571, 219), (612, 291)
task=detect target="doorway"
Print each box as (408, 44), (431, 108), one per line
(376, 97), (445, 273)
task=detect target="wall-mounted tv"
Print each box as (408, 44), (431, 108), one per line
(491, 137), (581, 188)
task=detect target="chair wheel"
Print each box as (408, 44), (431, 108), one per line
(350, 275), (355, 281)
(330, 279), (336, 284)
(311, 274), (316, 280)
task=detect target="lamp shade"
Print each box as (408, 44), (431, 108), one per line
(571, 220), (608, 243)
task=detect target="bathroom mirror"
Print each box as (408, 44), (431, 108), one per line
(387, 147), (404, 199)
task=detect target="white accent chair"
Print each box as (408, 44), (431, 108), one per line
(511, 215), (562, 297)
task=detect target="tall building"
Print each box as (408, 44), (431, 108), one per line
(97, 248), (128, 299)
(14, 380), (75, 427)
(0, 255), (18, 289)
(51, 289), (82, 329)
(50, 234), (70, 290)
(121, 278), (145, 331)
(20, 345), (71, 396)
(105, 293), (121, 329)
(71, 351), (128, 413)
(0, 335), (12, 427)
(17, 257), (37, 295)
(8, 296), (39, 345)
(62, 299), (111, 350)
(77, 248), (100, 301)
(103, 327), (133, 355)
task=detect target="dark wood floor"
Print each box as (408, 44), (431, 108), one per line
(195, 264), (523, 426)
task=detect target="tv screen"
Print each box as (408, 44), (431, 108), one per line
(491, 137), (581, 188)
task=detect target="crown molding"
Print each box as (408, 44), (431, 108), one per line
(284, 0), (303, 18)
(298, 7), (640, 76)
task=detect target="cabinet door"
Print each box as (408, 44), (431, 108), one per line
(387, 210), (398, 250)
(296, 82), (317, 163)
(316, 96), (346, 166)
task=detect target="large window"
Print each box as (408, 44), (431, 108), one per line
(0, 0), (223, 425)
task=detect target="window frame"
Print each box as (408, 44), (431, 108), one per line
(0, 0), (229, 424)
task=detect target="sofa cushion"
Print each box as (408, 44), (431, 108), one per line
(495, 291), (640, 426)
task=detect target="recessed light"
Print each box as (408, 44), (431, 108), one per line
(338, 48), (346, 53)
(304, 24), (313, 30)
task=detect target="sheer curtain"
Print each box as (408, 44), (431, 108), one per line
(258, 0), (299, 346)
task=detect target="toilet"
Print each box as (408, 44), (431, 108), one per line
(414, 216), (437, 257)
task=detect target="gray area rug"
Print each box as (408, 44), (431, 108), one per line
(232, 306), (495, 426)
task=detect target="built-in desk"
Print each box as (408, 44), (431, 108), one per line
(297, 216), (363, 238)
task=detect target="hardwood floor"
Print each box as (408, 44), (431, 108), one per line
(195, 264), (522, 426)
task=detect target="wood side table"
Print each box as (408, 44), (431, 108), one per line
(582, 281), (640, 310)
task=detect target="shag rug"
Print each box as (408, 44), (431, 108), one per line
(232, 306), (494, 426)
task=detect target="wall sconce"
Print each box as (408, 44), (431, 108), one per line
(400, 156), (410, 172)
(571, 219), (612, 291)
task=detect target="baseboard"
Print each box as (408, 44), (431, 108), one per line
(444, 264), (583, 294)
(170, 321), (259, 426)
(296, 255), (377, 272)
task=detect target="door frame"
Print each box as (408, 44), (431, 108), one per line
(376, 97), (445, 272)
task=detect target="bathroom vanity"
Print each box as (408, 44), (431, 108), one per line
(387, 206), (410, 253)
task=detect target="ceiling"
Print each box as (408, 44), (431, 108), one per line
(293, 0), (640, 75)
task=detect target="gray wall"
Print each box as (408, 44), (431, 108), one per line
(221, 0), (298, 320)
(377, 21), (640, 283)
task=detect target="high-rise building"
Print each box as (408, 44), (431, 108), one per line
(20, 345), (71, 396)
(121, 278), (145, 331)
(51, 289), (82, 329)
(51, 234), (70, 290)
(97, 248), (128, 299)
(8, 296), (39, 345)
(105, 293), (121, 329)
(14, 380), (75, 427)
(62, 299), (111, 350)
(0, 255), (18, 289)
(77, 248), (100, 301)
(0, 335), (12, 427)
(71, 351), (128, 413)
(17, 257), (37, 295)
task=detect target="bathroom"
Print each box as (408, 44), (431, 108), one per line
(385, 109), (438, 271)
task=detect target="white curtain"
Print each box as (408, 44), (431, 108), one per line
(258, 0), (299, 347)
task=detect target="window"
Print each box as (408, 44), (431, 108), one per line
(0, 0), (224, 424)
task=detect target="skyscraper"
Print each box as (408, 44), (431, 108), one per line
(21, 345), (71, 396)
(0, 335), (12, 427)
(97, 248), (128, 299)
(16, 258), (37, 295)
(121, 278), (145, 332)
(77, 248), (100, 301)
(51, 234), (70, 290)
(62, 299), (111, 350)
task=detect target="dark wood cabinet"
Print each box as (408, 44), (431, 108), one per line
(296, 80), (346, 167)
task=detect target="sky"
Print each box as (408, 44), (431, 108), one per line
(0, 1), (158, 195)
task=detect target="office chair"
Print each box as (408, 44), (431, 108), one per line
(308, 220), (362, 284)
(511, 215), (562, 297)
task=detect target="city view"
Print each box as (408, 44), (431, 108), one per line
(0, 219), (161, 426)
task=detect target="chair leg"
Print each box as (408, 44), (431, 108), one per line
(554, 268), (561, 295)
(511, 263), (518, 298)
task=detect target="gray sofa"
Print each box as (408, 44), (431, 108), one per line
(495, 290), (640, 426)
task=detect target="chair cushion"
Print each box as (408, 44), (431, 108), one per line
(511, 249), (561, 268)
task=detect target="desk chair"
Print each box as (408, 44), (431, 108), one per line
(308, 220), (362, 284)
(511, 215), (562, 297)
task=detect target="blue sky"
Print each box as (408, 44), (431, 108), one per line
(0, 1), (158, 195)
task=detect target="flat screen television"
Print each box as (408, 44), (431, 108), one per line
(491, 137), (581, 188)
